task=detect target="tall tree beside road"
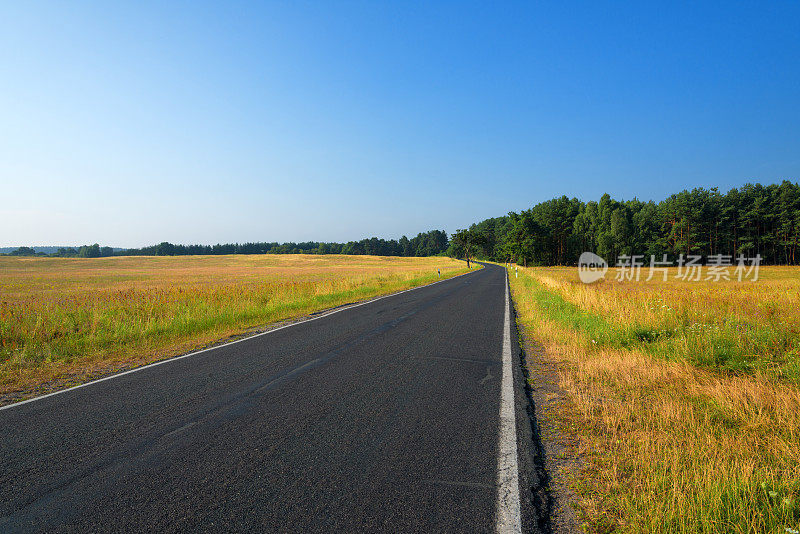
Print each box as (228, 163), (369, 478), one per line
(451, 228), (486, 269)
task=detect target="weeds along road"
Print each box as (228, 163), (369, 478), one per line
(0, 263), (547, 533)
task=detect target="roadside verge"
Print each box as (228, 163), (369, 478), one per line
(504, 265), (581, 534)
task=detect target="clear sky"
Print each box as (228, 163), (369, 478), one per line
(2, 1), (799, 247)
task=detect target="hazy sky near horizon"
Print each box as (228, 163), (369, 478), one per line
(2, 2), (799, 247)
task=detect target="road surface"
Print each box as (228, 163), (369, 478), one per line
(0, 263), (547, 533)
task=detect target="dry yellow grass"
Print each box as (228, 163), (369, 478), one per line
(509, 265), (800, 533)
(527, 267), (800, 381)
(0, 254), (470, 400)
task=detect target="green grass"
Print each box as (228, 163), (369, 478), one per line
(508, 265), (800, 533)
(517, 273), (800, 383)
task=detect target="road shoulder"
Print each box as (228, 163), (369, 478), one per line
(509, 292), (582, 533)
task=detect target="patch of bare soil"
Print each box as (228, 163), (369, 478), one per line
(521, 336), (583, 533)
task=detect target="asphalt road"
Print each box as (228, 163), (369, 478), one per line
(0, 263), (546, 533)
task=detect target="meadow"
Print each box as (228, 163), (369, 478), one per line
(0, 254), (470, 401)
(508, 266), (800, 533)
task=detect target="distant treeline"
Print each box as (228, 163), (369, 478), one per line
(4, 245), (118, 258)
(2, 230), (450, 259)
(6, 181), (800, 265)
(462, 181), (800, 266)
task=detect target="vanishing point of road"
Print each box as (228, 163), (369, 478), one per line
(0, 263), (548, 533)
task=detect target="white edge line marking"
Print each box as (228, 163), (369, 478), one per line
(0, 265), (483, 412)
(496, 270), (522, 533)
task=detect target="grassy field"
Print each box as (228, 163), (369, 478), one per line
(508, 265), (800, 533)
(0, 254), (471, 400)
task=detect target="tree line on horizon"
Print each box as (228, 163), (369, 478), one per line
(5, 181), (799, 265)
(123, 230), (449, 257)
(456, 180), (800, 266)
(2, 230), (450, 259)
(4, 244), (117, 258)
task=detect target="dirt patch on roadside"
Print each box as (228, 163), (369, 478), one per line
(520, 336), (583, 533)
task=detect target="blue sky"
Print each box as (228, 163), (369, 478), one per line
(2, 1), (799, 247)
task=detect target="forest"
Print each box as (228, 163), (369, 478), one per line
(456, 181), (800, 266)
(5, 181), (799, 265)
(2, 231), (450, 259)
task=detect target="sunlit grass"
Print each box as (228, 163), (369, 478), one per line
(531, 267), (800, 383)
(0, 254), (471, 398)
(508, 265), (800, 533)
